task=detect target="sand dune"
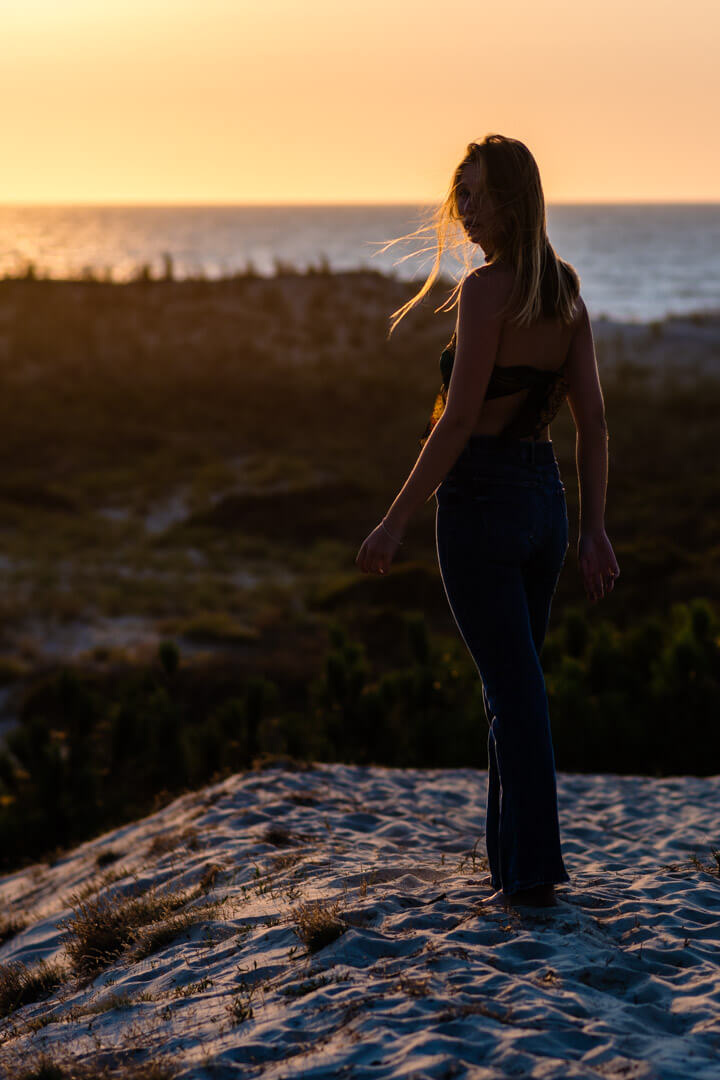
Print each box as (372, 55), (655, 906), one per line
(1, 764), (719, 1078)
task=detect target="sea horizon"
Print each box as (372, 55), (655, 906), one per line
(1, 201), (719, 323)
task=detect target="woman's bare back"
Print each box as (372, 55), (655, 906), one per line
(467, 266), (584, 442)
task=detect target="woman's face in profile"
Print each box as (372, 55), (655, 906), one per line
(456, 161), (497, 254)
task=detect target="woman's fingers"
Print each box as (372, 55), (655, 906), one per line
(602, 558), (619, 594)
(585, 564), (621, 601)
(579, 539), (620, 604)
(356, 541), (391, 575)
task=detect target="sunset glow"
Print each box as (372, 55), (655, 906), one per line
(0, 0), (717, 204)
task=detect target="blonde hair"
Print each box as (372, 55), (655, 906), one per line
(380, 134), (581, 336)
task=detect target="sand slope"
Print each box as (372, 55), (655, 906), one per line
(1, 764), (719, 1079)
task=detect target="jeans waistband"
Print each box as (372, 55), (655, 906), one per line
(461, 434), (558, 467)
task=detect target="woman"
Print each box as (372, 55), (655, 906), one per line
(355, 134), (620, 910)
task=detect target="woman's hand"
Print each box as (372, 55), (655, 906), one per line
(578, 528), (620, 604)
(355, 521), (403, 575)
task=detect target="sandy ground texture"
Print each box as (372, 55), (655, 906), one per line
(1, 764), (719, 1080)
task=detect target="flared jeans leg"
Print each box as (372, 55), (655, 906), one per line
(436, 469), (571, 896)
(482, 682), (502, 890)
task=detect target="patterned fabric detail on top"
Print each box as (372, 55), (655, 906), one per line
(419, 330), (570, 446)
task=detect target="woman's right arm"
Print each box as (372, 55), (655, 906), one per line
(565, 296), (620, 604)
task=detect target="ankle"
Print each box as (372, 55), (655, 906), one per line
(508, 883), (555, 899)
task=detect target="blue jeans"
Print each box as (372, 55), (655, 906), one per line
(435, 433), (571, 895)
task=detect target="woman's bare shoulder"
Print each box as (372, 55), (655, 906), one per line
(467, 263), (514, 281)
(571, 292), (588, 332)
(463, 263), (514, 296)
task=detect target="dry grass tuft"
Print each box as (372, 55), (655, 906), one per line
(280, 973), (332, 998)
(58, 881), (202, 976)
(269, 850), (304, 874)
(128, 905), (218, 961)
(288, 791), (320, 806)
(198, 861), (224, 891)
(396, 974), (431, 997)
(1, 1048), (180, 1080)
(95, 848), (124, 868)
(290, 898), (347, 953)
(263, 824), (298, 847)
(146, 826), (200, 857)
(69, 864), (129, 903)
(0, 957), (67, 1018)
(79, 990), (137, 1015)
(0, 914), (29, 945)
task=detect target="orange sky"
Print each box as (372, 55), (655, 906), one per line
(0, 0), (717, 204)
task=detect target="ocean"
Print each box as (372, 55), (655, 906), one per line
(0, 202), (718, 323)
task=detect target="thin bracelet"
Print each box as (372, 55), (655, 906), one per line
(381, 518), (404, 545)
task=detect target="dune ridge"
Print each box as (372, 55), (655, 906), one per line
(1, 763), (719, 1078)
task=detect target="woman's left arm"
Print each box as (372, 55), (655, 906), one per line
(356, 268), (505, 575)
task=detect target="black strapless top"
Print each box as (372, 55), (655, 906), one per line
(420, 330), (570, 446)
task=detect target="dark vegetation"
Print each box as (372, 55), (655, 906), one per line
(0, 265), (718, 874)
(1, 596), (718, 874)
(0, 1050), (178, 1080)
(0, 956), (66, 1019)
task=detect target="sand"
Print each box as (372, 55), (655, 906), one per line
(1, 763), (719, 1079)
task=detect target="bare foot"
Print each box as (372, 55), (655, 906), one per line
(478, 888), (507, 908)
(505, 883), (558, 907)
(478, 883), (559, 910)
